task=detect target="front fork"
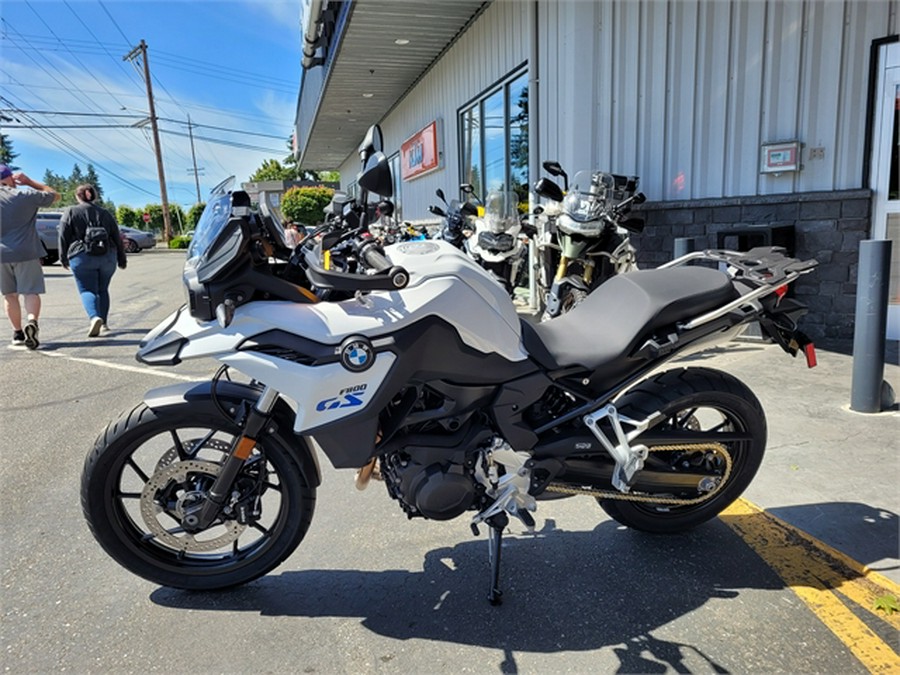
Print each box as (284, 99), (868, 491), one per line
(187, 386), (279, 531)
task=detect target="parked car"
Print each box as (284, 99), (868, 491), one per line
(119, 226), (157, 253)
(36, 211), (63, 265)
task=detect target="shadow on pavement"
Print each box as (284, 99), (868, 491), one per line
(149, 509), (876, 672)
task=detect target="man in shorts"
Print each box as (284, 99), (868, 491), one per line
(0, 164), (60, 349)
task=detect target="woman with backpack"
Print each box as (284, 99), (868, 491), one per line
(59, 184), (127, 337)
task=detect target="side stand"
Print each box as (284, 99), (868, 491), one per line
(486, 512), (508, 605)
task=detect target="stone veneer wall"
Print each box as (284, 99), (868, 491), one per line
(630, 189), (873, 347)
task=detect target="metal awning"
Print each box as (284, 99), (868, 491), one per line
(295, 0), (489, 170)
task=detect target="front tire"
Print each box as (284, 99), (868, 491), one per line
(81, 402), (316, 590)
(124, 239), (140, 253)
(599, 368), (766, 533)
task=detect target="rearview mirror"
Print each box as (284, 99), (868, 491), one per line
(357, 152), (393, 198)
(358, 125), (384, 162)
(436, 188), (446, 203)
(542, 161), (568, 191)
(534, 177), (564, 203)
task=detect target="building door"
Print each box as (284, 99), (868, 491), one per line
(871, 41), (900, 339)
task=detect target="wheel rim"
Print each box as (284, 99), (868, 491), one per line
(125, 239), (139, 253)
(630, 402), (752, 515)
(107, 423), (290, 574)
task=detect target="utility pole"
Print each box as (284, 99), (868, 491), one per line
(124, 39), (172, 242)
(186, 115), (204, 204)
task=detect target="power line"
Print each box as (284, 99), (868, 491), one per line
(0, 95), (159, 199)
(3, 109), (290, 140)
(4, 120), (288, 154)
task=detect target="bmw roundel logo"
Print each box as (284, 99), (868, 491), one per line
(339, 336), (375, 372)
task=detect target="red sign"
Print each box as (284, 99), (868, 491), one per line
(400, 121), (440, 181)
(142, 212), (151, 223)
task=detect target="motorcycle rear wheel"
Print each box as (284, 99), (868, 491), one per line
(599, 368), (766, 533)
(81, 402), (316, 590)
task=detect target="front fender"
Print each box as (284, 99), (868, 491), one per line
(143, 379), (322, 487)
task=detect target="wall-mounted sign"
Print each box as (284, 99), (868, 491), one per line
(401, 120), (441, 181)
(760, 140), (801, 174)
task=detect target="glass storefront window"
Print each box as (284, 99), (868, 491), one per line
(461, 106), (482, 192)
(459, 68), (528, 207)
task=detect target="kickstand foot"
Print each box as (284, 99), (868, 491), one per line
(486, 513), (508, 605)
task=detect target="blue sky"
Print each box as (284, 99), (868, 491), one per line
(0, 0), (305, 209)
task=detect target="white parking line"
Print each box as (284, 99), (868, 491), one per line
(38, 350), (200, 381)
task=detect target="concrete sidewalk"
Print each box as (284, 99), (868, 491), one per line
(673, 340), (900, 585)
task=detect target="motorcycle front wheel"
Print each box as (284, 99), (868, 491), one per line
(81, 402), (316, 590)
(599, 367), (766, 533)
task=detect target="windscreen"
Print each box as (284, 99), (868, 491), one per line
(186, 180), (235, 266)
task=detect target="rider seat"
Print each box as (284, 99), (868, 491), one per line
(521, 267), (738, 378)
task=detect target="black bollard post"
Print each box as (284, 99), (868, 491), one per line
(850, 239), (893, 413)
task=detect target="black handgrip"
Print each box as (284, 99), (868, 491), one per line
(361, 242), (391, 273)
(361, 243), (409, 289)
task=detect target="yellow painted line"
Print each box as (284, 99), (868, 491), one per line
(721, 498), (900, 673)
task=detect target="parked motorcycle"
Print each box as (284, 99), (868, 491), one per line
(534, 162), (645, 320)
(369, 199), (428, 245)
(81, 124), (818, 605)
(428, 187), (478, 250)
(430, 185), (531, 297)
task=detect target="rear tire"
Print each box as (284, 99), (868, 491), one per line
(81, 402), (316, 590)
(599, 368), (766, 533)
(124, 239), (140, 253)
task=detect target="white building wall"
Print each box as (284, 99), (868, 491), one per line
(539, 0), (898, 201)
(342, 0), (898, 218)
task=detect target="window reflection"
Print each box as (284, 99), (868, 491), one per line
(891, 86), (899, 201)
(459, 68), (528, 209)
(483, 88), (506, 194)
(461, 106), (482, 193)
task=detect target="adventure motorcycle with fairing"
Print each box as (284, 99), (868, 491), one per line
(534, 162), (645, 320)
(81, 125), (818, 605)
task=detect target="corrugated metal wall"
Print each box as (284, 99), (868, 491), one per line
(342, 0), (898, 218)
(539, 0), (898, 201)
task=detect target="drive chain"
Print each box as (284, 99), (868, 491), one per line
(545, 442), (732, 506)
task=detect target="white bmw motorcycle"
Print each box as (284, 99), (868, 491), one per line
(82, 125), (818, 604)
(463, 188), (529, 296)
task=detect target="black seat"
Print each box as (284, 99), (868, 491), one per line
(522, 267), (738, 372)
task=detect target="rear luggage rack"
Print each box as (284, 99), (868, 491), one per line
(658, 247), (818, 331)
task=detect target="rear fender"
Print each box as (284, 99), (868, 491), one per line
(143, 379), (322, 487)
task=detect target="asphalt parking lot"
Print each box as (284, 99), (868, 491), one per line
(1, 249), (898, 673)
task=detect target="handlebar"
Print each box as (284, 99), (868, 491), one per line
(360, 241), (390, 272)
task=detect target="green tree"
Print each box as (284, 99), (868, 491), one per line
(117, 205), (139, 229)
(143, 203), (164, 233)
(43, 169), (74, 205)
(84, 164), (103, 202)
(281, 185), (334, 228)
(250, 159), (296, 182)
(282, 137), (321, 181)
(1, 133), (18, 167)
(169, 203), (187, 234)
(187, 202), (206, 229)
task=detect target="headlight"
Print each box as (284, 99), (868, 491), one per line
(478, 231), (515, 252)
(556, 214), (604, 236)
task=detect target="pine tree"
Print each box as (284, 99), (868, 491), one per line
(0, 134), (18, 167)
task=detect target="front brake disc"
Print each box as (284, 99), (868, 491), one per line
(140, 459), (246, 553)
